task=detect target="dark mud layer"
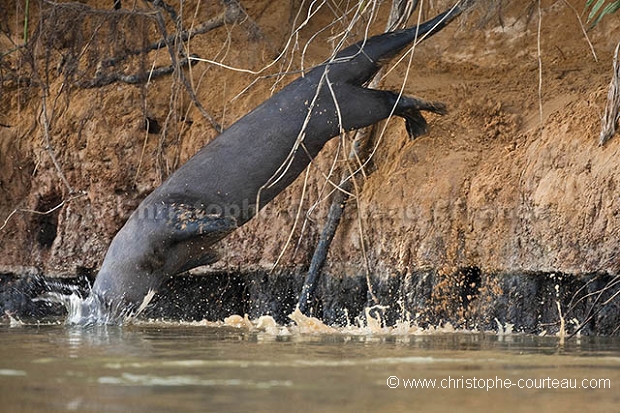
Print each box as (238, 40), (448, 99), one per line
(2, 269), (618, 336)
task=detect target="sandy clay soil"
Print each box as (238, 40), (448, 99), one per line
(1, 0), (620, 333)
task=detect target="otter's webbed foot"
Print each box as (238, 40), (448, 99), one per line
(163, 203), (238, 242)
(398, 97), (447, 139)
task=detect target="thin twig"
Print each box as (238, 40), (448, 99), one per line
(192, 0), (327, 82)
(271, 165), (312, 270)
(563, 275), (604, 315)
(268, 0), (379, 279)
(599, 40), (620, 145)
(40, 83), (74, 194)
(41, 0), (157, 17)
(133, 53), (160, 183)
(0, 192), (87, 232)
(0, 209), (18, 232)
(567, 274), (620, 339)
(537, 0), (544, 126)
(103, 0), (242, 68)
(561, 0), (597, 62)
(256, 65), (331, 206)
(297, 0), (419, 314)
(152, 4), (222, 133)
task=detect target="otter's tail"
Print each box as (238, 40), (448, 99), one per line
(325, 2), (466, 84)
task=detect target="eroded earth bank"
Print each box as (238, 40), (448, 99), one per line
(1, 0), (620, 334)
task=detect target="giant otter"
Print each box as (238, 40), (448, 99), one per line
(71, 3), (465, 324)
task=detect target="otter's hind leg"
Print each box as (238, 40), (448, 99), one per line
(331, 84), (446, 138)
(393, 95), (447, 138)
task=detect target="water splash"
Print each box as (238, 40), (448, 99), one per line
(215, 307), (477, 337)
(4, 311), (24, 327)
(35, 290), (156, 326)
(288, 308), (338, 334)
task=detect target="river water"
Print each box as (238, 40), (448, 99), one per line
(1, 316), (619, 412)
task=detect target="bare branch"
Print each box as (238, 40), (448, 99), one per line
(151, 5), (222, 133)
(102, 0), (246, 69)
(76, 55), (195, 88)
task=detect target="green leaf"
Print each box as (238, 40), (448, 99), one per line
(588, 0), (608, 21)
(602, 1), (620, 15)
(586, 0), (620, 27)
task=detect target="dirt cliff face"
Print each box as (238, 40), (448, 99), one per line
(1, 1), (620, 333)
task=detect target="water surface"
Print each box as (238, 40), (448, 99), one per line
(1, 322), (619, 412)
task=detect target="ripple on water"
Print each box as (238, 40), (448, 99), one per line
(0, 369), (27, 376)
(97, 373), (293, 388)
